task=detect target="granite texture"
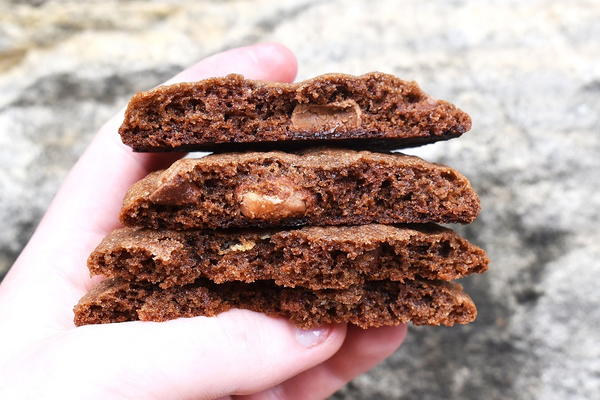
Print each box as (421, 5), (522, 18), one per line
(1, 1), (599, 399)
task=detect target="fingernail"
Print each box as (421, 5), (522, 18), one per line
(296, 326), (330, 347)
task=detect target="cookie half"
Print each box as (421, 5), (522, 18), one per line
(119, 73), (471, 152)
(121, 149), (480, 229)
(73, 278), (477, 328)
(88, 224), (488, 289)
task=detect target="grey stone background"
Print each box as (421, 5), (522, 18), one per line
(1, 0), (599, 399)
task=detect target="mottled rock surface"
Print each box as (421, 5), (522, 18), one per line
(1, 1), (599, 399)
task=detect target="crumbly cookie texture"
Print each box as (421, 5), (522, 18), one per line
(88, 224), (489, 289)
(73, 72), (486, 330)
(73, 278), (477, 329)
(119, 72), (471, 152)
(120, 149), (480, 230)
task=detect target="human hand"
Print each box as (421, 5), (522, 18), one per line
(0, 43), (407, 400)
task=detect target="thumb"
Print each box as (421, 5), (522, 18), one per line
(61, 311), (346, 399)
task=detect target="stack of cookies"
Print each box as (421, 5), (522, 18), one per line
(74, 73), (489, 329)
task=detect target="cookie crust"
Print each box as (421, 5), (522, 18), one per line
(119, 73), (471, 152)
(74, 278), (477, 329)
(88, 224), (488, 289)
(121, 149), (481, 230)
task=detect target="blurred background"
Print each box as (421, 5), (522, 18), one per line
(1, 0), (599, 399)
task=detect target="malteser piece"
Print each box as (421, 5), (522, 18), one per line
(118, 73), (472, 152)
(120, 149), (480, 230)
(88, 224), (488, 289)
(73, 278), (477, 328)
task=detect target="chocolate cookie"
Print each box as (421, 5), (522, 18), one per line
(89, 224), (488, 289)
(119, 73), (471, 152)
(121, 149), (480, 230)
(73, 278), (477, 328)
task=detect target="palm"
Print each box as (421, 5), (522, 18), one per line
(0, 44), (406, 400)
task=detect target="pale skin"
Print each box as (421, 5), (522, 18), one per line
(0, 43), (407, 400)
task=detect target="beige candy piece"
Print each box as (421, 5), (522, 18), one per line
(218, 237), (256, 255)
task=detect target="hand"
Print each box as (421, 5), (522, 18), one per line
(0, 43), (407, 400)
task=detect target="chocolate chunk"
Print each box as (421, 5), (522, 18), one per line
(291, 100), (361, 131)
(120, 149), (480, 230)
(118, 73), (471, 152)
(73, 278), (477, 328)
(87, 224), (489, 289)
